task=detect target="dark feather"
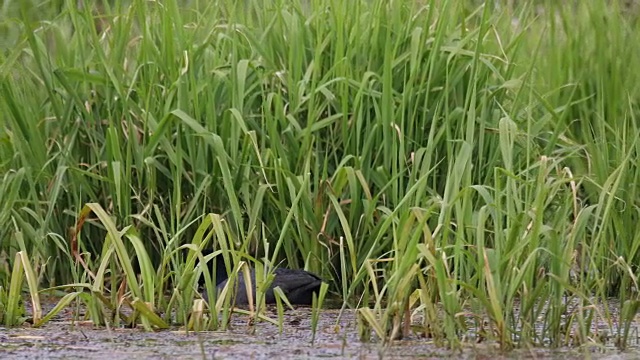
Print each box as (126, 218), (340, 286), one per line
(203, 258), (323, 305)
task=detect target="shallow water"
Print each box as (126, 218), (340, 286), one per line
(3, 298), (640, 359)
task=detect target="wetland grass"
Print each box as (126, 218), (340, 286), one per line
(1, 0), (640, 351)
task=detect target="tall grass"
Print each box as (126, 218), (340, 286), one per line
(1, 0), (639, 349)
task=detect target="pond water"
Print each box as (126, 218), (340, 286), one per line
(2, 298), (640, 359)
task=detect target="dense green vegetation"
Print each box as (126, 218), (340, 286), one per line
(1, 0), (640, 349)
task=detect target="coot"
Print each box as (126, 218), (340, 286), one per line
(203, 258), (323, 305)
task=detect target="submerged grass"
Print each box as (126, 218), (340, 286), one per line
(1, 0), (640, 350)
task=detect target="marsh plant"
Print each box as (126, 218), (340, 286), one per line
(1, 0), (640, 350)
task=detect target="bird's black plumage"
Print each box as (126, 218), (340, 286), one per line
(203, 258), (323, 305)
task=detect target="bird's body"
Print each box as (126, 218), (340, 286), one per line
(217, 267), (323, 305)
(202, 259), (323, 305)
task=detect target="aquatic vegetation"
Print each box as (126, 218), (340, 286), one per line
(1, 0), (640, 350)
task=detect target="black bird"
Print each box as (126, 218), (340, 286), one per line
(202, 257), (323, 305)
